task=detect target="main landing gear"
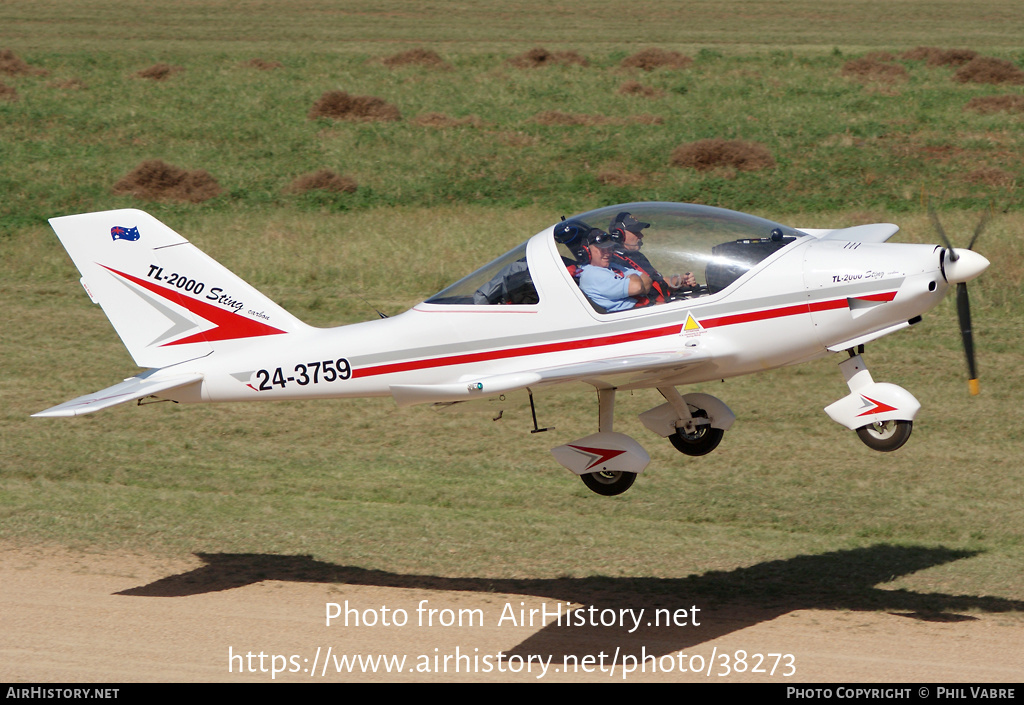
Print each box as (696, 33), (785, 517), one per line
(824, 351), (919, 452)
(550, 387), (735, 496)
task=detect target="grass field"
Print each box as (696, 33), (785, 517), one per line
(2, 1), (1023, 615)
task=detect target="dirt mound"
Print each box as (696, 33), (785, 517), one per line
(841, 57), (908, 84)
(966, 167), (1015, 187)
(902, 47), (978, 66)
(0, 82), (16, 101)
(308, 90), (401, 122)
(286, 169), (357, 194)
(964, 95), (1024, 114)
(112, 160), (222, 203)
(410, 112), (484, 128)
(136, 63), (183, 81)
(241, 58), (283, 70)
(621, 49), (692, 71)
(506, 48), (588, 68)
(0, 48), (47, 76)
(531, 111), (663, 126)
(954, 56), (1024, 85)
(617, 81), (664, 98)
(670, 139), (775, 172)
(381, 48), (450, 69)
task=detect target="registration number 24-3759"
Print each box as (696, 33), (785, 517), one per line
(254, 359), (352, 391)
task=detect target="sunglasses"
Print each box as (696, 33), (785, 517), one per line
(587, 230), (620, 248)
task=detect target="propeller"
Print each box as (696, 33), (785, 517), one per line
(928, 200), (991, 396)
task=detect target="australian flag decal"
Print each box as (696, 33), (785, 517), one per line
(111, 226), (140, 242)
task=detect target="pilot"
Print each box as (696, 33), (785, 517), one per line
(608, 211), (697, 301)
(579, 228), (653, 312)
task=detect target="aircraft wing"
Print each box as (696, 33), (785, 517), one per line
(390, 351), (711, 407)
(33, 372), (204, 418)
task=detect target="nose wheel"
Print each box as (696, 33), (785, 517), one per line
(580, 470), (637, 496)
(855, 419), (913, 452)
(825, 353), (920, 452)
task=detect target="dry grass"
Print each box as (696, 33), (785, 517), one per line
(964, 95), (1024, 114)
(841, 57), (908, 84)
(308, 90), (401, 121)
(135, 63), (183, 81)
(596, 169), (648, 187)
(410, 112), (484, 128)
(506, 47), (588, 68)
(0, 82), (17, 101)
(954, 56), (1024, 85)
(531, 111), (663, 126)
(966, 167), (1015, 187)
(111, 160), (222, 203)
(47, 78), (87, 90)
(621, 48), (692, 71)
(380, 48), (450, 69)
(901, 47), (978, 66)
(670, 139), (775, 172)
(617, 81), (664, 99)
(240, 58), (283, 70)
(0, 48), (47, 76)
(286, 169), (357, 194)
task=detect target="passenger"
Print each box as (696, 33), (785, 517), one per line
(579, 228), (652, 312)
(608, 211), (697, 301)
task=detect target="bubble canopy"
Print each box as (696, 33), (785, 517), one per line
(425, 202), (807, 307)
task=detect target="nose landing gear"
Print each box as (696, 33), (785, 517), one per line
(825, 352), (919, 452)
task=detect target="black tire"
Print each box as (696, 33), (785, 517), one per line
(856, 419), (913, 452)
(580, 471), (636, 496)
(669, 412), (725, 456)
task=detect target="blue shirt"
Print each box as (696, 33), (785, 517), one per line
(579, 263), (643, 312)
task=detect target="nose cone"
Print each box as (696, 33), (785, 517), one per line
(944, 248), (990, 284)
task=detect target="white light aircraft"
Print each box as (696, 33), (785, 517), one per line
(35, 202), (989, 495)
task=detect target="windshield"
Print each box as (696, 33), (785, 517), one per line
(424, 202), (806, 310)
(558, 202), (806, 309)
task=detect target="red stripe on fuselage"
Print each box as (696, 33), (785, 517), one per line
(353, 324), (683, 378)
(352, 291), (898, 379)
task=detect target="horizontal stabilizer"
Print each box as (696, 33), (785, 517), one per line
(33, 372), (203, 417)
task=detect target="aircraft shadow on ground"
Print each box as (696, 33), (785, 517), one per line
(117, 544), (1024, 661)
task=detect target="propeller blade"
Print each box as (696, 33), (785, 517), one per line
(928, 199), (957, 261)
(957, 282), (979, 395)
(967, 208), (991, 251)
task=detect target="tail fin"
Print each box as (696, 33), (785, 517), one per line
(48, 209), (307, 368)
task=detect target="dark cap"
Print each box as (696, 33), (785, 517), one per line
(610, 212), (650, 235)
(586, 228), (621, 249)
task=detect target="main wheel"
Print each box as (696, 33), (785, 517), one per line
(856, 419), (912, 452)
(580, 470), (636, 496)
(669, 411), (724, 456)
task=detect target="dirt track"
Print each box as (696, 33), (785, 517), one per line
(2, 544), (1021, 683)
